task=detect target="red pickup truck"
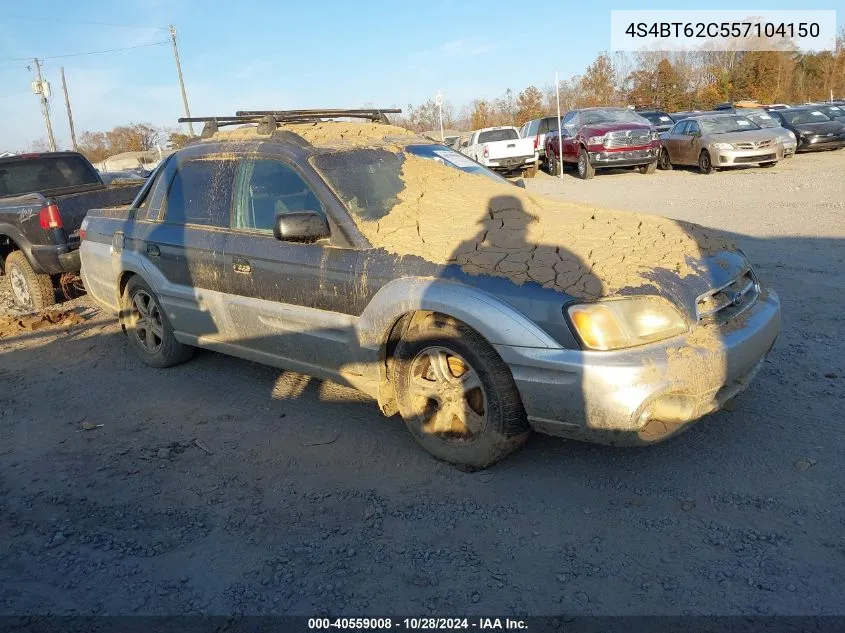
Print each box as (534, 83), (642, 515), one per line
(545, 107), (660, 179)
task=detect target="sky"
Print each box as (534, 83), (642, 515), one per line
(0, 0), (842, 151)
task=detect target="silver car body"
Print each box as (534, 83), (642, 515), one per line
(663, 115), (784, 167)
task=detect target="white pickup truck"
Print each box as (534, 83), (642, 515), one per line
(459, 126), (539, 177)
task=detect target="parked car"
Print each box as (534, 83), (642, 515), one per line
(545, 107), (660, 179)
(0, 151), (143, 310)
(768, 107), (845, 152)
(810, 104), (845, 124)
(518, 116), (562, 167)
(79, 111), (779, 468)
(636, 110), (675, 132)
(460, 126), (538, 177)
(658, 114), (783, 173)
(716, 107), (797, 157)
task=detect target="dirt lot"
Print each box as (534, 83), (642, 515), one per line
(1, 151), (844, 618)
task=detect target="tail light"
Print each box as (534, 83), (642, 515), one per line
(39, 204), (63, 229)
(79, 229), (88, 241)
(534, 135), (539, 150)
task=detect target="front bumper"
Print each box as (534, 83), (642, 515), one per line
(589, 147), (659, 168)
(797, 136), (845, 152)
(710, 146), (783, 165)
(495, 289), (781, 446)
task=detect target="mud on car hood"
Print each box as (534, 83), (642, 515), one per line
(354, 155), (741, 315)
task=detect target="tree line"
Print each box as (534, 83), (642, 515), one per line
(30, 125), (190, 163)
(394, 29), (845, 131)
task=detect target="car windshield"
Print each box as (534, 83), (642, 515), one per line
(0, 154), (100, 197)
(311, 144), (509, 222)
(699, 116), (761, 134)
(581, 109), (649, 125)
(641, 112), (673, 125)
(780, 110), (832, 125)
(818, 105), (844, 118)
(741, 109), (778, 128)
(477, 128), (519, 143)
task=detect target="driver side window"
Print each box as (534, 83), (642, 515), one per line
(233, 159), (324, 233)
(687, 121), (701, 136)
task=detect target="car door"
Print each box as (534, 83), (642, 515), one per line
(221, 155), (361, 373)
(685, 121), (703, 163)
(142, 153), (237, 340)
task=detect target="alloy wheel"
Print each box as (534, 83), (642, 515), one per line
(130, 289), (164, 355)
(9, 265), (33, 309)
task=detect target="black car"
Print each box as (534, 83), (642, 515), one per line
(769, 107), (845, 152)
(636, 110), (675, 132)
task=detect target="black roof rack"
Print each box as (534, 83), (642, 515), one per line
(178, 108), (402, 139)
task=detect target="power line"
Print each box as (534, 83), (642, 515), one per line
(0, 13), (168, 30)
(1, 41), (169, 62)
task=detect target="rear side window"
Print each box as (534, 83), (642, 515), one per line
(0, 155), (100, 197)
(163, 158), (237, 227)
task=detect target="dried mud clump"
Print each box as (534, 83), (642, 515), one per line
(355, 155), (736, 299)
(209, 122), (418, 148)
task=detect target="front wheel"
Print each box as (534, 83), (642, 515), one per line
(577, 148), (595, 180)
(4, 251), (55, 311)
(638, 161), (657, 175)
(392, 315), (529, 469)
(658, 148), (673, 170)
(122, 276), (194, 368)
(698, 150), (714, 175)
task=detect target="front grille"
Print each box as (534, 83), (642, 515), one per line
(696, 270), (759, 324)
(604, 130), (651, 148)
(733, 139), (773, 150)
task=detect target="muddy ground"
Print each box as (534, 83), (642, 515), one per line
(1, 151), (843, 618)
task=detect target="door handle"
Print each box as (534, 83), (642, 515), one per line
(146, 244), (160, 257)
(232, 256), (252, 274)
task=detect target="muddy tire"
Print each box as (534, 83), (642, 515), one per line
(638, 161), (657, 175)
(698, 150), (714, 175)
(658, 148), (673, 170)
(577, 148), (595, 180)
(392, 315), (529, 469)
(4, 251), (55, 311)
(547, 154), (559, 176)
(122, 276), (193, 368)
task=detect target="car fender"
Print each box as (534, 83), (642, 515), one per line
(356, 277), (561, 351)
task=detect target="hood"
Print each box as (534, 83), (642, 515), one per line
(581, 122), (652, 134)
(354, 155), (739, 308)
(791, 120), (845, 135)
(703, 128), (778, 144)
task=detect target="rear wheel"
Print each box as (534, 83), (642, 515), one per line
(638, 161), (657, 175)
(577, 148), (595, 179)
(698, 150), (714, 175)
(392, 315), (529, 469)
(5, 251), (55, 311)
(658, 148), (673, 170)
(547, 153), (559, 176)
(122, 276), (193, 368)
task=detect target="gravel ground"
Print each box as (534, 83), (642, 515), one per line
(1, 150), (844, 618)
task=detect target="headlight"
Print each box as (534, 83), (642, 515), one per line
(713, 142), (734, 150)
(567, 297), (688, 351)
(587, 135), (605, 145)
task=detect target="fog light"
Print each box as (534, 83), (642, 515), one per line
(719, 156), (727, 163)
(651, 394), (696, 423)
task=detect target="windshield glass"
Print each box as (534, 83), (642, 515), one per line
(818, 105), (844, 118)
(740, 109), (778, 128)
(581, 109), (649, 125)
(780, 110), (832, 125)
(0, 154), (100, 197)
(698, 115), (761, 134)
(477, 128), (518, 143)
(640, 112), (673, 125)
(312, 145), (509, 221)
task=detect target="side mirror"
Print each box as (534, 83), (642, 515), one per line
(273, 210), (330, 243)
(514, 178), (526, 188)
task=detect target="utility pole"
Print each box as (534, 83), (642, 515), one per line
(169, 24), (194, 137)
(32, 58), (57, 151)
(60, 67), (78, 151)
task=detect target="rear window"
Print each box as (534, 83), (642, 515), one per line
(163, 158), (237, 227)
(477, 129), (519, 143)
(0, 154), (100, 197)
